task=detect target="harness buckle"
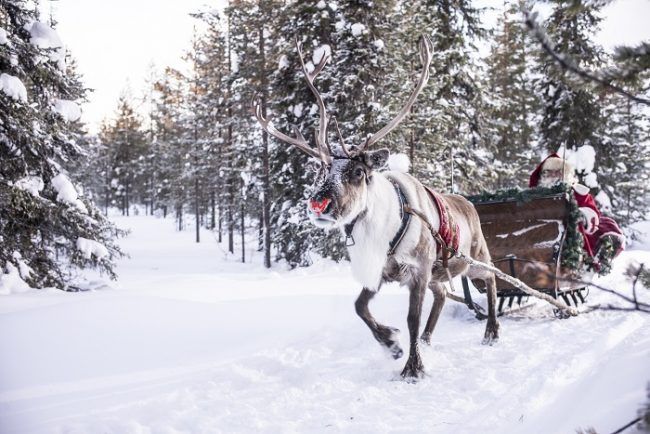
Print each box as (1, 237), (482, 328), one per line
(345, 234), (356, 247)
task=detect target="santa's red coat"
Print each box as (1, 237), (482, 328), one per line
(529, 156), (624, 258)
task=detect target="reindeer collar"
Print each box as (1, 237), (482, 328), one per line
(344, 215), (361, 246)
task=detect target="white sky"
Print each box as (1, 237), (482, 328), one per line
(48, 0), (650, 134)
(50, 0), (226, 133)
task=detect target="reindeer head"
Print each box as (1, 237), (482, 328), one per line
(254, 36), (432, 230)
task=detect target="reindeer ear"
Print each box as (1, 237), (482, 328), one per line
(363, 148), (390, 170)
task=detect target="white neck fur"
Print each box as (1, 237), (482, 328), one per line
(345, 173), (402, 291)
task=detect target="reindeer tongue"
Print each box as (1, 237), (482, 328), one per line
(309, 198), (331, 216)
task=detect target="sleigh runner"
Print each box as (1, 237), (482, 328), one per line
(461, 185), (591, 315)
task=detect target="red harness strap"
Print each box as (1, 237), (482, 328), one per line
(423, 186), (460, 257)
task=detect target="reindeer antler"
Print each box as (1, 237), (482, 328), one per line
(254, 36), (432, 161)
(360, 35), (433, 151)
(295, 39), (332, 164)
(252, 41), (334, 163)
(252, 97), (323, 159)
(332, 116), (351, 158)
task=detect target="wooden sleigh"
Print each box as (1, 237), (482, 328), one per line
(461, 191), (590, 316)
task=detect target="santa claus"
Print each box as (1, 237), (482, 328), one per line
(529, 154), (625, 270)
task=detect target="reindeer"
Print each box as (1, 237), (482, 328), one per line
(253, 37), (499, 379)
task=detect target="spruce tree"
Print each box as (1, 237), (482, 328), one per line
(99, 95), (149, 216)
(599, 84), (650, 224)
(148, 67), (186, 220)
(330, 0), (397, 144)
(485, 0), (540, 189)
(532, 1), (650, 229)
(0, 1), (123, 290)
(191, 10), (229, 235)
(392, 0), (494, 193)
(269, 0), (340, 267)
(536, 1), (604, 165)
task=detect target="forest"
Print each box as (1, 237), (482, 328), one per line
(1, 0), (649, 287)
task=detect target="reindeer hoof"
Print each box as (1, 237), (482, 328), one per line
(376, 326), (403, 359)
(400, 356), (425, 380)
(420, 333), (431, 345)
(482, 335), (498, 345)
(482, 321), (500, 345)
(391, 345), (404, 360)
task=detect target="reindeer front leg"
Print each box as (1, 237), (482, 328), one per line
(355, 288), (404, 359)
(421, 281), (447, 345)
(401, 277), (427, 379)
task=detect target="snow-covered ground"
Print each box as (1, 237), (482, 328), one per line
(1, 215), (649, 434)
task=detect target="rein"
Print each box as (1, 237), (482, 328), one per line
(403, 205), (456, 269)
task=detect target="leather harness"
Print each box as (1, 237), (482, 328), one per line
(344, 179), (459, 267)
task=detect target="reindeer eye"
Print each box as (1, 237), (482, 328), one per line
(354, 167), (365, 179)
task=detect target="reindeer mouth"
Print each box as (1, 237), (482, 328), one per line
(308, 198), (337, 227)
(312, 214), (336, 228)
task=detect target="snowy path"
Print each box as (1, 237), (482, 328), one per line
(1, 216), (649, 434)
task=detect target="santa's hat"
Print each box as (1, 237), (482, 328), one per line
(529, 153), (576, 187)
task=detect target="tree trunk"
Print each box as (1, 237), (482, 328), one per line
(226, 17), (234, 255)
(241, 202), (245, 263)
(104, 187), (109, 217)
(228, 203), (234, 254)
(258, 4), (272, 269)
(218, 203), (223, 243)
(211, 191), (216, 230)
(195, 177), (200, 243)
(258, 211), (264, 252)
(125, 181), (130, 217)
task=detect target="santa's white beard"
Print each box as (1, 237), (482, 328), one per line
(538, 176), (562, 188)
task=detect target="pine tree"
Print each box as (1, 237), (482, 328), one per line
(147, 67), (185, 220)
(153, 67), (191, 230)
(99, 95), (149, 216)
(0, 1), (123, 289)
(392, 0), (494, 193)
(485, 0), (540, 189)
(222, 3), (256, 256)
(226, 0), (282, 266)
(330, 0), (397, 144)
(599, 84), (650, 224)
(536, 1), (604, 165)
(268, 0), (340, 267)
(191, 10), (229, 235)
(532, 1), (650, 230)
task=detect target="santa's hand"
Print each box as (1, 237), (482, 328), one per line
(579, 207), (599, 234)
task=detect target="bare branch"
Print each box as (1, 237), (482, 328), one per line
(523, 10), (650, 106)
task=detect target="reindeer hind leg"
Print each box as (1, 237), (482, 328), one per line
(467, 245), (500, 344)
(482, 274), (500, 344)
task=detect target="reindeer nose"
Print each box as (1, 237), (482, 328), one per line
(309, 197), (331, 216)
